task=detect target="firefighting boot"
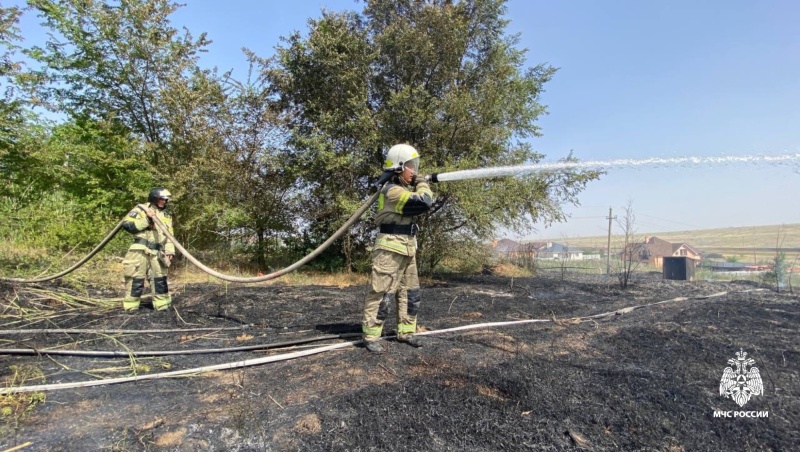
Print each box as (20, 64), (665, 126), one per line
(122, 298), (140, 312)
(152, 295), (172, 311)
(398, 335), (423, 348)
(364, 341), (385, 354)
(152, 276), (171, 311)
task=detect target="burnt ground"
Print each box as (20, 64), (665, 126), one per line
(0, 271), (798, 451)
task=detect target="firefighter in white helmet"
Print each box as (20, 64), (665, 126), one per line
(120, 187), (176, 311)
(361, 144), (434, 353)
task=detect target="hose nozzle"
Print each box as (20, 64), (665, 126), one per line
(424, 173), (439, 183)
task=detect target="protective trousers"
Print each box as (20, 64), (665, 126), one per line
(362, 249), (421, 343)
(122, 249), (171, 311)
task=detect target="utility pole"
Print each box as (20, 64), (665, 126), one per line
(606, 207), (616, 275)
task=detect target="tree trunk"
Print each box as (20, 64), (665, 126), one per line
(256, 227), (266, 269)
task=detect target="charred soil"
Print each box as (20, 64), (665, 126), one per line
(1, 272), (798, 451)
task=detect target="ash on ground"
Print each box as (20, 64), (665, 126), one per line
(1, 272), (797, 451)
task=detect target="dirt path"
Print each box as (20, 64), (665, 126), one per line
(1, 273), (797, 450)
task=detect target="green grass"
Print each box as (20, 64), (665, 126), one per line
(1, 365), (46, 439)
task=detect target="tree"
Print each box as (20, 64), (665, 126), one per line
(614, 200), (640, 289)
(32, 117), (155, 210)
(23, 0), (210, 153)
(19, 0), (261, 251)
(763, 227), (789, 292)
(265, 0), (600, 273)
(0, 4), (24, 148)
(213, 58), (300, 268)
(4, 117), (158, 248)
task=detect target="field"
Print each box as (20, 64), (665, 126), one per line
(537, 223), (800, 263)
(1, 270), (798, 451)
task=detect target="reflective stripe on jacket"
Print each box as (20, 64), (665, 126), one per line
(374, 180), (433, 256)
(121, 204), (176, 255)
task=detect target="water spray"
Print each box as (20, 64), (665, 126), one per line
(424, 153), (800, 183)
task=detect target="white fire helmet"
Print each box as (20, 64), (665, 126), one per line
(384, 144), (420, 173)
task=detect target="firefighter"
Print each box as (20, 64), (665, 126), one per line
(120, 188), (176, 311)
(362, 144), (434, 353)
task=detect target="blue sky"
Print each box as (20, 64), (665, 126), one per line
(12, 0), (800, 239)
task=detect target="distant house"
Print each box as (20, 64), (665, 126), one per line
(492, 238), (523, 255)
(535, 242), (585, 260)
(639, 236), (702, 268)
(491, 239), (538, 260)
(491, 240), (585, 260)
(581, 248), (604, 260)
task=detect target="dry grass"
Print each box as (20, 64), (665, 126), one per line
(540, 223), (800, 251)
(1, 286), (118, 331)
(293, 414), (322, 435)
(1, 365), (46, 437)
(2, 247), (369, 292)
(1, 235), (372, 294)
(0, 242), (128, 290)
(490, 263), (533, 278)
(153, 428), (187, 447)
(168, 264), (368, 288)
(0, 243), (50, 265)
(5, 223), (798, 291)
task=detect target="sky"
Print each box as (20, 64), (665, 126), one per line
(11, 0), (800, 240)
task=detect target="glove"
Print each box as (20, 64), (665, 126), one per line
(414, 174), (438, 184)
(145, 208), (157, 228)
(414, 180), (431, 191)
(158, 251), (172, 268)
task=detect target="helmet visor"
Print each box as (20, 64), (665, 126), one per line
(403, 158), (419, 172)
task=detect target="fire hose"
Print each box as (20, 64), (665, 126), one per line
(0, 168), (445, 284)
(0, 291), (737, 394)
(0, 190), (379, 284)
(144, 190), (380, 283)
